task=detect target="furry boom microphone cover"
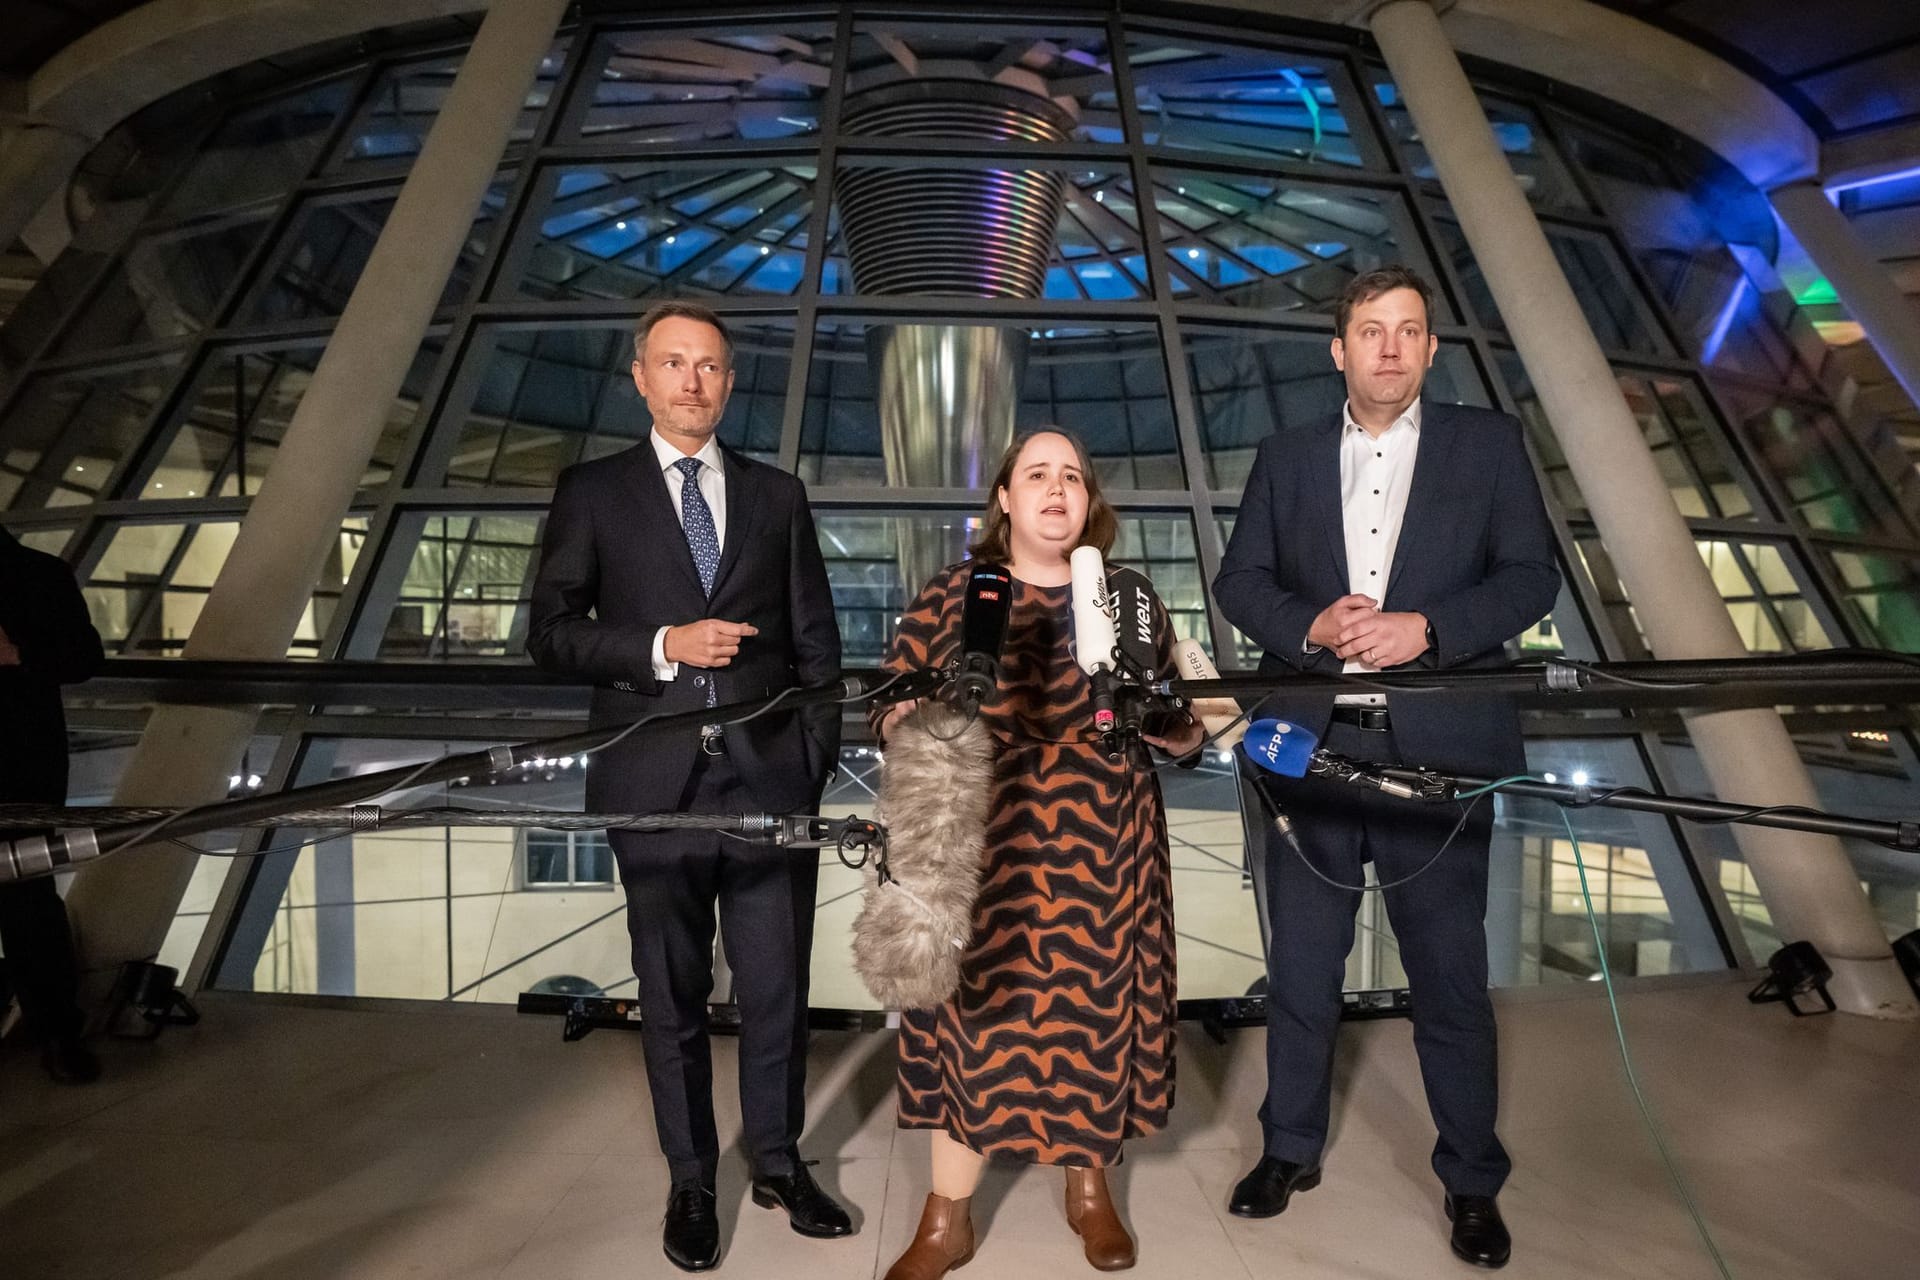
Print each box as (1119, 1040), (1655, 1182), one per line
(853, 701), (993, 1009)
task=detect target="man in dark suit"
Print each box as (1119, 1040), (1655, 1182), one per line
(0, 526), (106, 1084)
(528, 301), (848, 1272)
(1214, 266), (1560, 1270)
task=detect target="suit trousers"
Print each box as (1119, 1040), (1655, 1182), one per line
(607, 748), (818, 1186)
(0, 866), (83, 1042)
(1251, 721), (1511, 1197)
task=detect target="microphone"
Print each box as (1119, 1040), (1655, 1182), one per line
(955, 561), (1013, 707)
(1172, 639), (1247, 749)
(1069, 546), (1119, 734)
(1240, 717), (1427, 800)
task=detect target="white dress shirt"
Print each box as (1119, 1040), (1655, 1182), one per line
(1334, 399), (1420, 706)
(649, 429), (727, 681)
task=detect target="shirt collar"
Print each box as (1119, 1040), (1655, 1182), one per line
(651, 429), (725, 477)
(1341, 398), (1422, 440)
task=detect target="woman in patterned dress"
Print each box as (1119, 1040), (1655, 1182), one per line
(875, 429), (1204, 1278)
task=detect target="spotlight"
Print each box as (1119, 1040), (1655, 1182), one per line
(106, 961), (201, 1041)
(1893, 928), (1920, 998)
(1746, 941), (1836, 1016)
(1570, 770), (1590, 787)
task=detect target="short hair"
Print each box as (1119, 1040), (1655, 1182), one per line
(967, 427), (1117, 563)
(1334, 265), (1434, 338)
(633, 300), (734, 368)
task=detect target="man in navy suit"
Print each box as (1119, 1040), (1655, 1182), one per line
(1214, 266), (1559, 1270)
(529, 301), (848, 1272)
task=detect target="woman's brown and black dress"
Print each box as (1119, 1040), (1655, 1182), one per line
(872, 562), (1179, 1168)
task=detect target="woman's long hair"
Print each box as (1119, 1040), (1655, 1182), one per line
(966, 427), (1117, 563)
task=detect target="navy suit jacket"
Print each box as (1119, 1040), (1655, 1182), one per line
(526, 441), (841, 816)
(1214, 400), (1560, 777)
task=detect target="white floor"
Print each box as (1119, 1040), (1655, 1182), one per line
(2, 977), (1917, 1279)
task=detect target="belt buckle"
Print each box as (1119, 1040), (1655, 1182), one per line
(701, 726), (724, 756)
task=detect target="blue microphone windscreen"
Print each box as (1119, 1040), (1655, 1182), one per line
(1242, 718), (1319, 778)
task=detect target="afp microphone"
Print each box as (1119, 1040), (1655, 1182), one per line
(1240, 717), (1425, 800)
(1069, 545), (1119, 733)
(955, 561), (1012, 707)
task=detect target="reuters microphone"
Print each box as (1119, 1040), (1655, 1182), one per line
(1069, 545), (1119, 734)
(1171, 638), (1246, 749)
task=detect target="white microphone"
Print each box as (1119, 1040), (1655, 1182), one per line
(1172, 638), (1247, 749)
(1069, 545), (1119, 733)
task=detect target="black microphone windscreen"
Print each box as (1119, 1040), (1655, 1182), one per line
(1107, 565), (1162, 674)
(960, 562), (1013, 666)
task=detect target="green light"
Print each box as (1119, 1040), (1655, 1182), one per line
(1794, 277), (1839, 306)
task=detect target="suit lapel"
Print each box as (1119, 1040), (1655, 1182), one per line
(631, 444), (705, 599)
(1310, 418), (1349, 589)
(1385, 400), (1450, 608)
(707, 446), (754, 600)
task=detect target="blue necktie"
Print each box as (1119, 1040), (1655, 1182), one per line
(675, 455), (720, 708)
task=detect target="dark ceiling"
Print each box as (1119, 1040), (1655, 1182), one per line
(2, 1), (147, 80)
(1591, 0), (1920, 137)
(7, 1), (1920, 141)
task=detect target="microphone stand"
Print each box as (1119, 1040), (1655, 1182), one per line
(1301, 753), (1920, 852)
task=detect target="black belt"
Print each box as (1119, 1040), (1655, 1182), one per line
(1330, 705), (1392, 731)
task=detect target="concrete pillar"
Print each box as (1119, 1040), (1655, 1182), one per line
(1371, 0), (1916, 1017)
(65, 0), (570, 981)
(1770, 180), (1920, 416)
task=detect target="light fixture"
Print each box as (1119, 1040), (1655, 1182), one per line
(1570, 770), (1590, 786)
(1747, 941), (1836, 1016)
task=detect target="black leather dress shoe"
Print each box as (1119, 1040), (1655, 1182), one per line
(1227, 1156), (1322, 1218)
(1445, 1194), (1511, 1269)
(750, 1161), (853, 1238)
(663, 1179), (720, 1272)
(41, 1036), (101, 1086)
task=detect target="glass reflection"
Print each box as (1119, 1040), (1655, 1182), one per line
(0, 359), (181, 509)
(162, 77), (355, 216)
(578, 27), (835, 144)
(56, 215), (269, 356)
(377, 514), (545, 659)
(1129, 39), (1370, 169)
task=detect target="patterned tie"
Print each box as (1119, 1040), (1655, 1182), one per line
(674, 455), (720, 708)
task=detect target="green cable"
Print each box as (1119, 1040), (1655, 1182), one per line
(1558, 806), (1737, 1280)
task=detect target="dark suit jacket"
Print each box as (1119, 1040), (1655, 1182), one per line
(526, 441), (841, 816)
(0, 529), (104, 808)
(1214, 400), (1560, 776)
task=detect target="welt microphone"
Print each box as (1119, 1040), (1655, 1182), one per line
(955, 561), (1013, 707)
(1069, 545), (1119, 735)
(1107, 565), (1165, 739)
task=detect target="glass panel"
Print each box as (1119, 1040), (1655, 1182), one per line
(161, 76), (356, 216)
(1710, 381), (1915, 540)
(1824, 549), (1920, 651)
(0, 242), (115, 378)
(1127, 38), (1373, 169)
(325, 47), (564, 173)
(240, 182), (504, 325)
(576, 26), (834, 144)
(55, 215), (270, 355)
(1148, 168), (1429, 313)
(0, 359), (181, 510)
(842, 23), (1119, 143)
(516, 161), (820, 302)
(1439, 218), (1673, 358)
(1374, 81), (1590, 214)
(1497, 357), (1755, 520)
(818, 512), (1207, 669)
(1576, 536), (1833, 656)
(145, 343), (434, 501)
(1186, 327), (1488, 491)
(13, 527), (75, 557)
(376, 514), (545, 660)
(82, 518), (367, 657)
(797, 321), (1177, 488)
(438, 321), (787, 489)
(1552, 113), (1811, 389)
(1497, 737), (1727, 984)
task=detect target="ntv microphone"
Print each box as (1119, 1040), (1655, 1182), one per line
(955, 561), (1013, 707)
(1069, 545), (1120, 737)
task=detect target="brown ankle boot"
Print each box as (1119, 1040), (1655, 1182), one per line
(884, 1192), (975, 1280)
(1065, 1167), (1136, 1271)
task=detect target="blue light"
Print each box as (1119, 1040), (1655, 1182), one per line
(1700, 276), (1750, 365)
